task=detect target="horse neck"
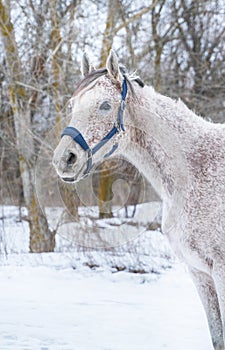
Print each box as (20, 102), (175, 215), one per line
(122, 85), (207, 202)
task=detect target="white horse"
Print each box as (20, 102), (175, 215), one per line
(53, 50), (225, 349)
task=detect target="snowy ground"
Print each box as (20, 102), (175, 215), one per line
(0, 205), (214, 350)
(0, 262), (213, 350)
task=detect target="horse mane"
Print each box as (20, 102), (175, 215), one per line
(73, 66), (144, 97)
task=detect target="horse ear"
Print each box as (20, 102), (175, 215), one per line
(106, 50), (120, 80)
(81, 52), (92, 77)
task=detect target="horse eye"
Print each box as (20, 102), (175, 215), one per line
(99, 101), (111, 111)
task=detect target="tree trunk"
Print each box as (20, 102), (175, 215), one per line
(0, 0), (55, 252)
(151, 2), (165, 92)
(98, 163), (114, 218)
(50, 0), (79, 222)
(98, 0), (120, 219)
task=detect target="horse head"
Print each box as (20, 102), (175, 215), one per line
(53, 50), (131, 183)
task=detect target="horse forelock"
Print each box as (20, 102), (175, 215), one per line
(72, 68), (108, 97)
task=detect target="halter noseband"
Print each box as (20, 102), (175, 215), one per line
(61, 78), (128, 177)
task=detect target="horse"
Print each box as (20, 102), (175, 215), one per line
(53, 50), (225, 350)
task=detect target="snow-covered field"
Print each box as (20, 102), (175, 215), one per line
(0, 263), (213, 350)
(0, 205), (214, 350)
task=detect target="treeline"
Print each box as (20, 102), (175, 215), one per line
(0, 0), (225, 252)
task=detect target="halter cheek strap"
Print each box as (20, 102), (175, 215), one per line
(61, 78), (128, 176)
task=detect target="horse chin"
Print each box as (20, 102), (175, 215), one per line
(61, 176), (77, 183)
(60, 163), (87, 183)
(61, 173), (84, 183)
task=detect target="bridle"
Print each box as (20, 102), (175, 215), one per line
(61, 77), (128, 177)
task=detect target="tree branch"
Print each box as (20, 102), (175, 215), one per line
(114, 0), (160, 35)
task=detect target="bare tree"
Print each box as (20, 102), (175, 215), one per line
(97, 0), (160, 218)
(0, 0), (55, 252)
(167, 0), (225, 122)
(1, 0), (225, 252)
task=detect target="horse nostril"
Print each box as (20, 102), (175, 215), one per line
(67, 152), (77, 166)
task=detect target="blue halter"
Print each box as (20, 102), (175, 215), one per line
(61, 78), (128, 176)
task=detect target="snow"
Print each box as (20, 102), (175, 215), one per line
(0, 205), (214, 349)
(0, 263), (213, 350)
